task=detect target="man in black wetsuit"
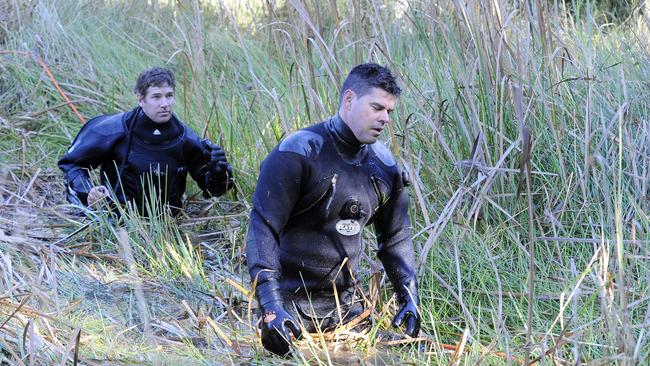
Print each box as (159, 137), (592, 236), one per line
(58, 67), (233, 214)
(247, 63), (419, 355)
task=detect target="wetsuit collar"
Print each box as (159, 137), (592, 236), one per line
(330, 114), (364, 150)
(327, 114), (367, 164)
(131, 108), (181, 145)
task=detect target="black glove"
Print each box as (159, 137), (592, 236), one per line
(256, 280), (302, 356)
(261, 301), (302, 356)
(392, 278), (420, 338)
(202, 140), (231, 177)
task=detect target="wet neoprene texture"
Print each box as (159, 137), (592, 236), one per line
(58, 107), (233, 211)
(247, 115), (418, 320)
(132, 113), (181, 144)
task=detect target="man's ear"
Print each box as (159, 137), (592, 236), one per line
(342, 89), (355, 110)
(136, 93), (144, 107)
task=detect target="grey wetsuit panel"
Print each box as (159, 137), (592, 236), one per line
(371, 140), (396, 167)
(279, 130), (324, 159)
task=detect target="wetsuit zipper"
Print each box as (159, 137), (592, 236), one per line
(370, 174), (389, 212)
(291, 172), (338, 217)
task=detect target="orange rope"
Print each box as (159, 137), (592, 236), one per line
(0, 50), (86, 124)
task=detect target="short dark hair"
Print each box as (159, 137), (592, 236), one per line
(134, 67), (175, 97)
(339, 63), (401, 105)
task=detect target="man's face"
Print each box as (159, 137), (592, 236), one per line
(341, 87), (397, 144)
(138, 84), (174, 124)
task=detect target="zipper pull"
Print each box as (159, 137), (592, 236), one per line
(324, 173), (338, 216)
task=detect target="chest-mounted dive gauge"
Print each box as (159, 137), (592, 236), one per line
(340, 198), (366, 220)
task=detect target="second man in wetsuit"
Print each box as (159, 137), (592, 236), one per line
(58, 67), (234, 215)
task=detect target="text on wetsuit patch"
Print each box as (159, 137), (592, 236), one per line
(335, 219), (361, 236)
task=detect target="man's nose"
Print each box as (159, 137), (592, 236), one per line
(380, 110), (390, 123)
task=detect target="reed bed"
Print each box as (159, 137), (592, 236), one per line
(1, 0), (649, 364)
